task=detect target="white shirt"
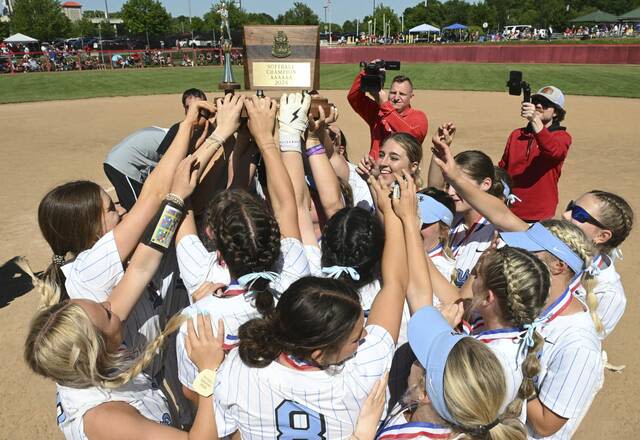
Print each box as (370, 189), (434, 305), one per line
(528, 311), (603, 440)
(56, 374), (171, 440)
(214, 325), (395, 440)
(347, 162), (375, 212)
(448, 216), (495, 287)
(428, 245), (456, 306)
(176, 235), (309, 302)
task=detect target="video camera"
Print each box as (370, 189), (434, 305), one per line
(359, 60), (401, 94)
(506, 70), (531, 102)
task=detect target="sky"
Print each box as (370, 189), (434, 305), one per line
(70, 0), (429, 24)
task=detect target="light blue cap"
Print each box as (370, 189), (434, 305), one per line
(499, 223), (584, 275)
(408, 306), (469, 424)
(417, 194), (454, 227)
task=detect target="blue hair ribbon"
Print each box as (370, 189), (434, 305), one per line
(321, 265), (361, 281)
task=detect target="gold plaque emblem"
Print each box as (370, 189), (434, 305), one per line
(272, 31), (292, 58)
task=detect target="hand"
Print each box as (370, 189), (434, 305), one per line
(307, 103), (327, 141)
(356, 154), (380, 181)
(186, 314), (225, 371)
(214, 93), (245, 140)
(245, 96), (278, 147)
(431, 135), (462, 182)
(279, 92), (311, 152)
(391, 170), (418, 223)
(324, 105), (338, 125)
(437, 122), (456, 146)
(377, 89), (388, 105)
(437, 302), (464, 328)
(191, 282), (226, 302)
(184, 101), (216, 128)
(368, 175), (393, 215)
(352, 372), (389, 440)
(170, 155), (199, 200)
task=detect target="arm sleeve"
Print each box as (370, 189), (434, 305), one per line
(538, 345), (603, 419)
(378, 102), (429, 143)
(271, 238), (311, 293)
(64, 231), (124, 301)
(534, 128), (571, 161)
(347, 71), (380, 126)
(156, 123), (180, 156)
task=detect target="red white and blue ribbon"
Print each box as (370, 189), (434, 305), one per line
(474, 327), (522, 344)
(377, 421), (450, 440)
(450, 216), (490, 256)
(428, 243), (445, 259)
(538, 274), (582, 324)
(279, 353), (318, 370)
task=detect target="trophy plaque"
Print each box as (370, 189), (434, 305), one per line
(243, 25), (331, 117)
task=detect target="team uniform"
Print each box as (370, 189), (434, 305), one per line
(428, 243), (456, 306)
(62, 231), (178, 375)
(175, 235), (310, 390)
(346, 162), (375, 213)
(376, 405), (451, 440)
(214, 325), (395, 439)
(575, 254), (626, 338)
(448, 216), (496, 287)
(529, 278), (604, 440)
(55, 374), (172, 440)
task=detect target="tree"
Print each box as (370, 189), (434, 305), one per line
(10, 0), (72, 41)
(245, 12), (275, 25)
(363, 5), (400, 35)
(71, 18), (97, 38)
(276, 2), (320, 25)
(342, 19), (357, 33)
(121, 0), (171, 46)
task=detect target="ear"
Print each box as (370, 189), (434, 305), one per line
(310, 349), (324, 364)
(205, 225), (215, 240)
(593, 229), (613, 247)
(480, 177), (492, 192)
(410, 161), (419, 175)
(548, 258), (567, 276)
(483, 289), (496, 307)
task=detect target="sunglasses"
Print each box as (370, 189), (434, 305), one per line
(531, 97), (554, 109)
(566, 201), (607, 229)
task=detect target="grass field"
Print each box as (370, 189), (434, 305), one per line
(1, 63), (639, 103)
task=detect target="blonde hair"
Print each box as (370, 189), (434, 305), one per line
(477, 247), (550, 416)
(588, 190), (634, 254)
(444, 338), (526, 440)
(20, 258), (186, 389)
(540, 219), (603, 334)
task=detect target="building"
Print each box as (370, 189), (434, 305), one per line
(62, 1), (82, 22)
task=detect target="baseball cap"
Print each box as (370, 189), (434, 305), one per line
(408, 306), (470, 424)
(533, 86), (565, 111)
(499, 222), (584, 275)
(417, 194), (454, 227)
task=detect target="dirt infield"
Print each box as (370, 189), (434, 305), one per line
(0, 90), (638, 439)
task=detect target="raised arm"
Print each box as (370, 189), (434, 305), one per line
(112, 101), (215, 262)
(245, 96), (300, 240)
(366, 176), (408, 343)
(427, 122), (455, 189)
(431, 137), (528, 232)
(391, 170), (434, 314)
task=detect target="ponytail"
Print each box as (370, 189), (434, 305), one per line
(17, 257), (66, 308)
(238, 315), (282, 368)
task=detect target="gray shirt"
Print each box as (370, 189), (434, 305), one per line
(104, 126), (169, 183)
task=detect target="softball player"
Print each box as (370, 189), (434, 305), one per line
(213, 172), (410, 439)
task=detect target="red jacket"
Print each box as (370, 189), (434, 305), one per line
(499, 123), (572, 221)
(347, 72), (428, 158)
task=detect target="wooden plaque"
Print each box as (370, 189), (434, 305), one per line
(243, 25), (320, 91)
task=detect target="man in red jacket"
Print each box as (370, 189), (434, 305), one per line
(499, 86), (572, 221)
(348, 64), (428, 158)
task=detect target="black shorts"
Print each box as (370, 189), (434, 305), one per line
(103, 163), (144, 212)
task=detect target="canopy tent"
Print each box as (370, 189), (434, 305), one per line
(569, 10), (619, 23)
(4, 33), (39, 43)
(408, 23), (441, 33)
(618, 7), (640, 21)
(444, 23), (468, 30)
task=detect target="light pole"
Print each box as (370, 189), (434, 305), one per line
(327, 0), (332, 45)
(188, 0), (194, 43)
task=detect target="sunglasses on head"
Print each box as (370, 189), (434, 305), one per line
(566, 201), (607, 229)
(531, 97), (553, 109)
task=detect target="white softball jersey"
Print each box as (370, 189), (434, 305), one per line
(448, 216), (496, 288)
(575, 254), (626, 339)
(347, 162), (375, 213)
(62, 231), (177, 375)
(528, 311), (603, 440)
(176, 235), (310, 302)
(213, 324), (395, 440)
(55, 374), (172, 440)
(376, 404), (452, 440)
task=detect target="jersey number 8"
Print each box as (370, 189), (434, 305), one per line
(275, 400), (327, 439)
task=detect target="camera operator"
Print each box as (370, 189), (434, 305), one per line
(499, 86), (572, 221)
(348, 59), (428, 158)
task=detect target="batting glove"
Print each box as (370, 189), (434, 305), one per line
(278, 92), (311, 153)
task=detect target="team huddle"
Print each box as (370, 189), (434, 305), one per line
(22, 66), (634, 440)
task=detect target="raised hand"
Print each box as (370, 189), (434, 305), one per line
(356, 154), (380, 181)
(431, 134), (461, 182)
(279, 92), (311, 152)
(214, 93), (245, 140)
(245, 96), (278, 147)
(391, 170), (418, 223)
(170, 154), (199, 200)
(186, 314), (225, 372)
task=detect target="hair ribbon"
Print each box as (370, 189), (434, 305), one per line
(237, 271), (278, 289)
(321, 266), (361, 281)
(585, 258), (601, 277)
(610, 247), (623, 262)
(501, 179), (522, 206)
(521, 318), (545, 348)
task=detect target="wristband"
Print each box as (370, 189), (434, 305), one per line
(305, 144), (325, 157)
(142, 200), (184, 252)
(279, 132), (303, 153)
(209, 132), (225, 145)
(192, 369), (217, 397)
(165, 193), (185, 209)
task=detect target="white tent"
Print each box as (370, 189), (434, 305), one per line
(4, 33), (39, 43)
(408, 23), (441, 33)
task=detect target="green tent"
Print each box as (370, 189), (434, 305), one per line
(569, 10), (619, 23)
(618, 7), (640, 21)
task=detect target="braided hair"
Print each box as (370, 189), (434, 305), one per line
(588, 190), (634, 254)
(207, 189), (282, 316)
